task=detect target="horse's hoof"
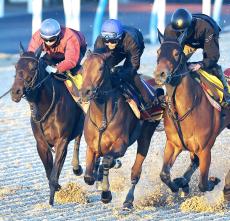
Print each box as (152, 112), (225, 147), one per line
(84, 175), (95, 185)
(182, 184), (190, 194)
(49, 197), (54, 206)
(73, 165), (83, 176)
(207, 177), (221, 191)
(55, 184), (62, 191)
(173, 177), (188, 188)
(123, 201), (134, 211)
(209, 177), (221, 185)
(101, 191), (112, 204)
(113, 159), (122, 169)
(170, 182), (179, 192)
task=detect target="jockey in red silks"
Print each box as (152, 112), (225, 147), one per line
(28, 18), (87, 75)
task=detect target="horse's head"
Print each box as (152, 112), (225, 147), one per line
(154, 31), (187, 86)
(80, 50), (111, 102)
(11, 44), (44, 102)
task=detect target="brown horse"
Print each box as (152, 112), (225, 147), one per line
(153, 34), (230, 199)
(80, 51), (159, 209)
(10, 45), (84, 205)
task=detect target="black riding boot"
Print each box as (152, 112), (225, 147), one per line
(133, 74), (153, 109)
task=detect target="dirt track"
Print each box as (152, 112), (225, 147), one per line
(0, 43), (230, 220)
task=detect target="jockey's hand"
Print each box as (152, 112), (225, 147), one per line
(45, 65), (58, 74)
(188, 63), (202, 72)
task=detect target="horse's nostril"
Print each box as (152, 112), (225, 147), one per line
(160, 72), (165, 77)
(16, 89), (22, 95)
(86, 89), (91, 95)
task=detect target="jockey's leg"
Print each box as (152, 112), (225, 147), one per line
(133, 74), (152, 108)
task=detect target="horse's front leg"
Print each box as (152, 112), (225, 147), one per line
(198, 148), (220, 192)
(36, 141), (53, 180)
(72, 134), (83, 176)
(160, 140), (181, 192)
(84, 146), (96, 185)
(123, 121), (156, 210)
(49, 138), (69, 205)
(101, 155), (114, 204)
(224, 169), (230, 201)
(173, 153), (199, 194)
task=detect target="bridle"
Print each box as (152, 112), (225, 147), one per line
(158, 40), (199, 150)
(159, 40), (190, 86)
(18, 56), (52, 96)
(17, 55), (55, 123)
(84, 53), (119, 156)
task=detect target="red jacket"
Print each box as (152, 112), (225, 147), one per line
(28, 27), (87, 73)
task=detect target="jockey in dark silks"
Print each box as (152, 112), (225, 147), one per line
(164, 8), (230, 104)
(94, 19), (152, 107)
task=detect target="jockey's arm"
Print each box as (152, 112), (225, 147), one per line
(202, 29), (220, 69)
(56, 36), (80, 73)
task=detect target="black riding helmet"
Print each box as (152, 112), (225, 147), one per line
(171, 8), (192, 31)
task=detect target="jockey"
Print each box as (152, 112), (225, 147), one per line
(164, 8), (230, 104)
(94, 19), (152, 108)
(28, 18), (87, 75)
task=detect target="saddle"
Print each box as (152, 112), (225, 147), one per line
(119, 76), (164, 122)
(194, 69), (230, 111)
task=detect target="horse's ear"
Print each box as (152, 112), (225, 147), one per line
(86, 49), (92, 57)
(35, 45), (43, 58)
(19, 41), (25, 56)
(157, 29), (164, 44)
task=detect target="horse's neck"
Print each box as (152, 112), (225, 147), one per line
(174, 75), (199, 110)
(90, 92), (119, 122)
(30, 78), (58, 115)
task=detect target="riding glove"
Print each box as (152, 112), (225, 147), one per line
(45, 65), (58, 74)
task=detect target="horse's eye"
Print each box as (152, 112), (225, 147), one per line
(99, 65), (104, 72)
(173, 49), (180, 61)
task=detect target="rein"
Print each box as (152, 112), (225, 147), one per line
(89, 96), (118, 156)
(159, 41), (198, 150)
(19, 56), (56, 123)
(85, 54), (119, 156)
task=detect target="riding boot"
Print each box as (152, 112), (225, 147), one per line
(133, 74), (152, 108)
(214, 65), (230, 105)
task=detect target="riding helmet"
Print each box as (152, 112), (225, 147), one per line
(40, 18), (61, 40)
(101, 19), (124, 40)
(171, 8), (192, 31)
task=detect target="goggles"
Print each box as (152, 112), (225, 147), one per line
(41, 36), (58, 43)
(101, 32), (121, 43)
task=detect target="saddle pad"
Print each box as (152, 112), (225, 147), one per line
(64, 73), (89, 114)
(198, 69), (224, 103)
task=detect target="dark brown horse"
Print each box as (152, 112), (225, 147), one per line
(10, 46), (84, 205)
(154, 34), (230, 199)
(80, 51), (159, 209)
